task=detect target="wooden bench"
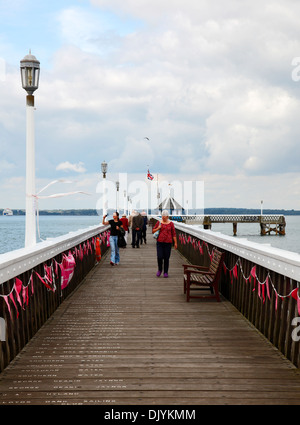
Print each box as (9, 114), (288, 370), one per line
(183, 249), (225, 302)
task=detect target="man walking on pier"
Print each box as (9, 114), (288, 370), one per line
(131, 211), (143, 248)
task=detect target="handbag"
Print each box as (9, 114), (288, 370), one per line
(118, 233), (127, 248)
(153, 229), (160, 239)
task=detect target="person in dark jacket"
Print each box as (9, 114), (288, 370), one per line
(131, 211), (144, 248)
(140, 211), (148, 245)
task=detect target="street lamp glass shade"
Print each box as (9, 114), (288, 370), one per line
(101, 161), (108, 176)
(20, 51), (40, 95)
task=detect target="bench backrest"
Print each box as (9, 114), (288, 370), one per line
(209, 249), (224, 276)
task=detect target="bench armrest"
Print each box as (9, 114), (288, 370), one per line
(184, 269), (215, 276)
(182, 264), (209, 271)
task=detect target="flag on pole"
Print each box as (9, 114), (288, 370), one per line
(147, 169), (154, 181)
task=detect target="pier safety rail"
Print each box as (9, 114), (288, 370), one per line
(0, 218), (299, 373)
(152, 217), (300, 368)
(0, 224), (109, 373)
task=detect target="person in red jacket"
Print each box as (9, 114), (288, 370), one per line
(120, 214), (129, 243)
(152, 210), (177, 278)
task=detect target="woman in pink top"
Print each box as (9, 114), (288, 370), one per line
(152, 210), (177, 278)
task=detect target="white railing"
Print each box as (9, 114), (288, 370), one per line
(0, 224), (110, 372)
(162, 217), (300, 368)
(174, 222), (300, 282)
(0, 224), (109, 285)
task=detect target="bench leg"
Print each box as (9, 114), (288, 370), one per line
(186, 276), (191, 302)
(213, 283), (221, 302)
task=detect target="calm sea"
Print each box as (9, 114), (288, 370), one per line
(0, 215), (300, 256)
(0, 215), (102, 255)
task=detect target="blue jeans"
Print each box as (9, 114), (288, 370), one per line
(110, 236), (120, 264)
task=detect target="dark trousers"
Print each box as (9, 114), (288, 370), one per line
(140, 227), (147, 244)
(156, 242), (172, 273)
(132, 229), (141, 247)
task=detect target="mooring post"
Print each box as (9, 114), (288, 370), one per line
(233, 222), (237, 236)
(260, 223), (266, 235)
(203, 216), (212, 230)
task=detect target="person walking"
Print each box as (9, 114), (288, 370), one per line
(120, 213), (129, 244)
(131, 211), (144, 248)
(102, 212), (123, 266)
(152, 210), (177, 278)
(140, 211), (148, 245)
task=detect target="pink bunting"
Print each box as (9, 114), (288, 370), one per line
(262, 283), (266, 303)
(35, 271), (55, 292)
(233, 264), (238, 279)
(4, 297), (12, 319)
(15, 287), (23, 309)
(9, 293), (19, 318)
(266, 276), (270, 300)
(291, 288), (298, 300)
(15, 278), (23, 294)
(30, 274), (34, 295)
(22, 286), (29, 306)
(60, 253), (76, 290)
(44, 265), (53, 284)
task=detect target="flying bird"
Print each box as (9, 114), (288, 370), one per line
(144, 137), (149, 140)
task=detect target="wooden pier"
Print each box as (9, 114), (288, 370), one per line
(170, 215), (286, 236)
(1, 231), (300, 405)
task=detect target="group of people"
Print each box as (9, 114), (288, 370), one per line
(102, 210), (177, 278)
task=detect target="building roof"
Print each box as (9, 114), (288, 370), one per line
(157, 196), (183, 210)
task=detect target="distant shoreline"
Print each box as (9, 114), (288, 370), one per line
(1, 208), (300, 216)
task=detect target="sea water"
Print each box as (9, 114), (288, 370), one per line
(0, 215), (300, 256)
(0, 215), (102, 255)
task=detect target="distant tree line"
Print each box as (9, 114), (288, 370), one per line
(0, 209), (98, 216)
(204, 208), (300, 216)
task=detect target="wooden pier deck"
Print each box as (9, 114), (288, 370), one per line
(1, 231), (300, 405)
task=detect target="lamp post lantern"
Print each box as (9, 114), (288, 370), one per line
(101, 161), (108, 216)
(20, 51), (40, 248)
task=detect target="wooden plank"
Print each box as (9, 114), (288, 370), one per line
(0, 230), (300, 405)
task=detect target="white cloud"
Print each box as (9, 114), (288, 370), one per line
(1, 0), (300, 210)
(56, 161), (86, 173)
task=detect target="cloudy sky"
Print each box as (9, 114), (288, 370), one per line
(1, 0), (300, 211)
